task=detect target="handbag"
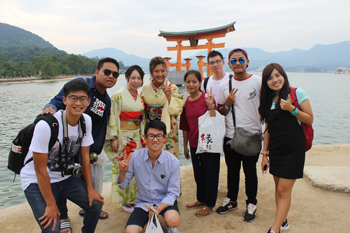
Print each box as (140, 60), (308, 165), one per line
(226, 75), (262, 156)
(90, 153), (106, 194)
(196, 110), (226, 154)
(145, 213), (164, 233)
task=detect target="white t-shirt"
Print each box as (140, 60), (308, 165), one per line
(200, 73), (230, 102)
(20, 111), (94, 191)
(217, 74), (262, 138)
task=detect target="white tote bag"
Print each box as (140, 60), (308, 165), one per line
(90, 153), (106, 194)
(196, 110), (226, 154)
(145, 213), (164, 233)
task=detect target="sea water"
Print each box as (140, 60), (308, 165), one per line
(0, 72), (349, 209)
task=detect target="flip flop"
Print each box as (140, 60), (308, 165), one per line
(60, 220), (73, 233)
(186, 201), (205, 209)
(99, 210), (108, 219)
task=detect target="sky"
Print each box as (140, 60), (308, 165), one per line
(1, 0), (349, 59)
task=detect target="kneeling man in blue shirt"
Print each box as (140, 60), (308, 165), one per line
(118, 120), (181, 233)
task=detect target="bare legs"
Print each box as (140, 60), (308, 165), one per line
(271, 176), (295, 233)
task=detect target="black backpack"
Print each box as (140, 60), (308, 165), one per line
(8, 114), (59, 175)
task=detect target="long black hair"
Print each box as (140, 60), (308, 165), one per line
(259, 63), (290, 123)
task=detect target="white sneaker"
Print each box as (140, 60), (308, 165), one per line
(244, 203), (257, 222)
(120, 203), (134, 213)
(167, 226), (180, 233)
(280, 219), (289, 231)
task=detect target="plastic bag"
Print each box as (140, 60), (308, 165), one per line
(196, 110), (226, 154)
(90, 153), (106, 194)
(145, 213), (164, 233)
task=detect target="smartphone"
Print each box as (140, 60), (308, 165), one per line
(262, 165), (268, 177)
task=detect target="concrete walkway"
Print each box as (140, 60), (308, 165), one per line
(1, 144), (349, 233)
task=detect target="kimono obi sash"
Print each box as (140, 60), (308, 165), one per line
(146, 104), (164, 121)
(120, 111), (142, 130)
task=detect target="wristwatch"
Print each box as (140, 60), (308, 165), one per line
(224, 104), (230, 110)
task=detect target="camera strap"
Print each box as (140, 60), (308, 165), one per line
(60, 110), (85, 177)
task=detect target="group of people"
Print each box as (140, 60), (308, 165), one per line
(19, 48), (313, 233)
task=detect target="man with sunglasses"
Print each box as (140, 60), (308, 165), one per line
(201, 50), (230, 101)
(118, 121), (181, 233)
(216, 49), (262, 223)
(42, 57), (120, 229)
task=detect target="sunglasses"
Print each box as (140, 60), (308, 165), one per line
(230, 57), (246, 65)
(103, 69), (119, 79)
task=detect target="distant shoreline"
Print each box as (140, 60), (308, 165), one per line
(0, 75), (87, 85)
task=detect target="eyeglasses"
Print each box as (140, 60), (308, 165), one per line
(146, 134), (165, 140)
(208, 59), (222, 65)
(230, 57), (246, 65)
(67, 95), (89, 103)
(103, 69), (119, 79)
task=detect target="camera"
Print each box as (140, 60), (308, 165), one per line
(65, 163), (82, 177)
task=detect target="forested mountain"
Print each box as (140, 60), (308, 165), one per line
(0, 23), (99, 78)
(0, 46), (68, 63)
(0, 23), (54, 48)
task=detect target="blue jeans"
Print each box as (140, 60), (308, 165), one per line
(24, 176), (102, 233)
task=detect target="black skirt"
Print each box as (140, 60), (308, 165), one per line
(267, 109), (305, 179)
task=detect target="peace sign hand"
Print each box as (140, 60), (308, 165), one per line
(205, 87), (214, 107)
(224, 87), (238, 107)
(161, 81), (173, 99)
(280, 94), (294, 112)
(119, 151), (131, 173)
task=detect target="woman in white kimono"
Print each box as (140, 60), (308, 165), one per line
(142, 57), (185, 159)
(104, 65), (146, 213)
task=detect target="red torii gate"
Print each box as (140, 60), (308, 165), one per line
(158, 22), (235, 78)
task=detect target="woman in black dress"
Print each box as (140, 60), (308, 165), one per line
(259, 63), (313, 233)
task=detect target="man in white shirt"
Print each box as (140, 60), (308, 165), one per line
(216, 49), (262, 223)
(200, 50), (230, 101)
(21, 79), (104, 233)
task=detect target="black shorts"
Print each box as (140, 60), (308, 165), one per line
(125, 201), (179, 228)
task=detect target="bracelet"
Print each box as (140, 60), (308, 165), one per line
(111, 137), (117, 142)
(224, 105), (230, 110)
(260, 151), (269, 156)
(208, 105), (215, 110)
(291, 107), (299, 116)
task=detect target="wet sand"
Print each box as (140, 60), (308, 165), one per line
(1, 144), (349, 233)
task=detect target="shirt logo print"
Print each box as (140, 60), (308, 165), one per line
(247, 86), (257, 100)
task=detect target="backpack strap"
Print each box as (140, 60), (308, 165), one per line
(203, 77), (209, 93)
(228, 74), (236, 128)
(27, 114), (59, 166)
(289, 87), (300, 110)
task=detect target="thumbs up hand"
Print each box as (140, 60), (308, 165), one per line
(280, 94), (294, 112)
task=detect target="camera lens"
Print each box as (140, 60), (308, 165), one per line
(72, 167), (82, 177)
